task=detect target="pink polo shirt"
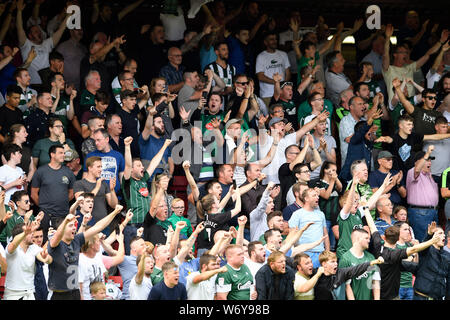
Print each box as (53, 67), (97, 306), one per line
(406, 168), (439, 207)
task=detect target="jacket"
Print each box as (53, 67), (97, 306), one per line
(314, 261), (371, 300)
(413, 234), (450, 300)
(255, 264), (295, 300)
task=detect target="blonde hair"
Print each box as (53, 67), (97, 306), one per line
(319, 250), (337, 265)
(90, 281), (106, 294)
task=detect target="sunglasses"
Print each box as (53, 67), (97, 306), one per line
(236, 81), (249, 85)
(425, 96), (437, 100)
(281, 82), (293, 88)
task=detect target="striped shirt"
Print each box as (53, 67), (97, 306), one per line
(18, 85), (37, 119)
(206, 62), (236, 88)
(121, 171), (151, 224)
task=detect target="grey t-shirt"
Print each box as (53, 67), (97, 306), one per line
(177, 84), (198, 121)
(73, 179), (111, 222)
(423, 138), (450, 177)
(118, 255), (138, 300)
(31, 164), (76, 217)
(48, 233), (85, 291)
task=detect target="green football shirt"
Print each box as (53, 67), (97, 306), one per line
(336, 209), (364, 259)
(339, 249), (377, 300)
(216, 264), (254, 300)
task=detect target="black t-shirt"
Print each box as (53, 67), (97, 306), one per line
(411, 106), (441, 136)
(47, 233), (85, 291)
(79, 56), (110, 93)
(0, 105), (23, 137)
(143, 214), (167, 245)
(116, 106), (141, 157)
(278, 162), (296, 208)
(389, 132), (424, 174)
(197, 211), (232, 250)
(379, 247), (408, 300)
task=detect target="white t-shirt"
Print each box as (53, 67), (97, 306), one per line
(5, 244), (42, 291)
(259, 132), (297, 184)
(0, 164), (25, 204)
(426, 70), (441, 89)
(186, 271), (217, 300)
(256, 50), (290, 98)
(443, 110), (450, 123)
(160, 6), (187, 41)
(244, 257), (265, 279)
(129, 275), (153, 300)
(294, 272), (314, 299)
(78, 253), (107, 300)
(20, 38), (54, 84)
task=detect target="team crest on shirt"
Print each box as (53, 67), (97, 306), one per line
(139, 187), (149, 197)
(62, 176), (70, 184)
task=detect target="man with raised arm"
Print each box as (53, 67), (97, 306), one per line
(122, 136), (171, 249)
(47, 204), (123, 300)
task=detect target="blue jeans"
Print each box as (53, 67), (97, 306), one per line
(407, 207), (438, 242)
(305, 251), (321, 268)
(123, 223), (141, 256)
(399, 287), (414, 300)
(326, 220), (336, 251)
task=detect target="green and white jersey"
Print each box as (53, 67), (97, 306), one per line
(216, 264), (254, 300)
(336, 208), (364, 259)
(345, 182), (375, 220)
(121, 172), (151, 224)
(18, 86), (37, 119)
(396, 243), (413, 288)
(339, 249), (379, 300)
(151, 267), (164, 285)
(52, 93), (70, 130)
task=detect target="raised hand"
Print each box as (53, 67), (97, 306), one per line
(136, 227), (144, 237)
(82, 213), (92, 225)
(237, 215), (247, 226)
(179, 106), (191, 121)
(182, 160), (191, 170)
(195, 221), (205, 234)
(427, 221), (437, 235)
(272, 72), (283, 83)
(124, 136), (133, 147)
(284, 122), (293, 133)
(109, 177), (116, 191)
(301, 221), (315, 232)
(114, 204), (124, 213)
(176, 221), (187, 230)
(385, 24), (394, 37)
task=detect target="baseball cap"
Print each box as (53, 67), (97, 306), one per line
(413, 151), (435, 162)
(377, 150), (394, 160)
(120, 89), (138, 101)
(225, 118), (243, 130)
(268, 117), (288, 127)
(64, 149), (80, 162)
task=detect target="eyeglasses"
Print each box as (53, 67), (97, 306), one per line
(425, 96), (437, 100)
(312, 98), (324, 102)
(235, 81), (249, 85)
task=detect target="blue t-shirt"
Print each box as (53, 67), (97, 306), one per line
(118, 255), (138, 300)
(138, 134), (171, 181)
(147, 281), (187, 300)
(288, 208), (326, 252)
(84, 149), (125, 195)
(368, 169), (403, 204)
(178, 258), (200, 286)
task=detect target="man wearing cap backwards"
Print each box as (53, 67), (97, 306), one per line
(368, 150), (407, 206)
(117, 89), (149, 157)
(259, 110), (329, 184)
(406, 145), (439, 242)
(64, 149), (83, 180)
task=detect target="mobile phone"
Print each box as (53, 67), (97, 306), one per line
(232, 181), (237, 189)
(202, 91), (208, 100)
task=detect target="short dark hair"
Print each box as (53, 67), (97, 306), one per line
(13, 67), (28, 80)
(12, 190), (28, 204)
(307, 91), (322, 105)
(263, 228), (281, 243)
(266, 211), (282, 225)
(118, 70), (133, 82)
(263, 30), (278, 40)
(435, 115), (448, 125)
(214, 41), (228, 51)
(48, 144), (64, 158)
(12, 223), (25, 238)
(300, 40), (315, 56)
(49, 50), (64, 62)
(49, 72), (64, 84)
(6, 84), (23, 97)
(353, 82), (369, 95)
(398, 113), (414, 124)
(247, 241), (263, 257)
(421, 88), (436, 97)
(199, 253), (217, 269)
(384, 225), (400, 245)
(95, 90), (110, 104)
(3, 144), (22, 161)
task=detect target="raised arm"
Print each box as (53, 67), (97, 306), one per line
(51, 13), (69, 47)
(183, 161), (199, 201)
(230, 188), (241, 218)
(149, 176), (169, 218)
(83, 204), (123, 239)
(146, 139), (172, 179)
(50, 213), (74, 248)
(123, 136), (133, 180)
(0, 3), (14, 44)
(414, 145), (433, 180)
(296, 267), (324, 293)
(118, 0), (144, 21)
(7, 221), (38, 254)
(135, 253), (148, 285)
(431, 41), (449, 72)
(367, 173), (392, 209)
(392, 78), (415, 114)
(416, 30), (449, 70)
(16, 0), (27, 47)
(176, 222), (204, 263)
(279, 222), (315, 254)
(406, 231), (441, 256)
(382, 24), (394, 72)
(296, 111), (330, 143)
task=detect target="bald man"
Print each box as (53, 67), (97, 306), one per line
(159, 47), (185, 93)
